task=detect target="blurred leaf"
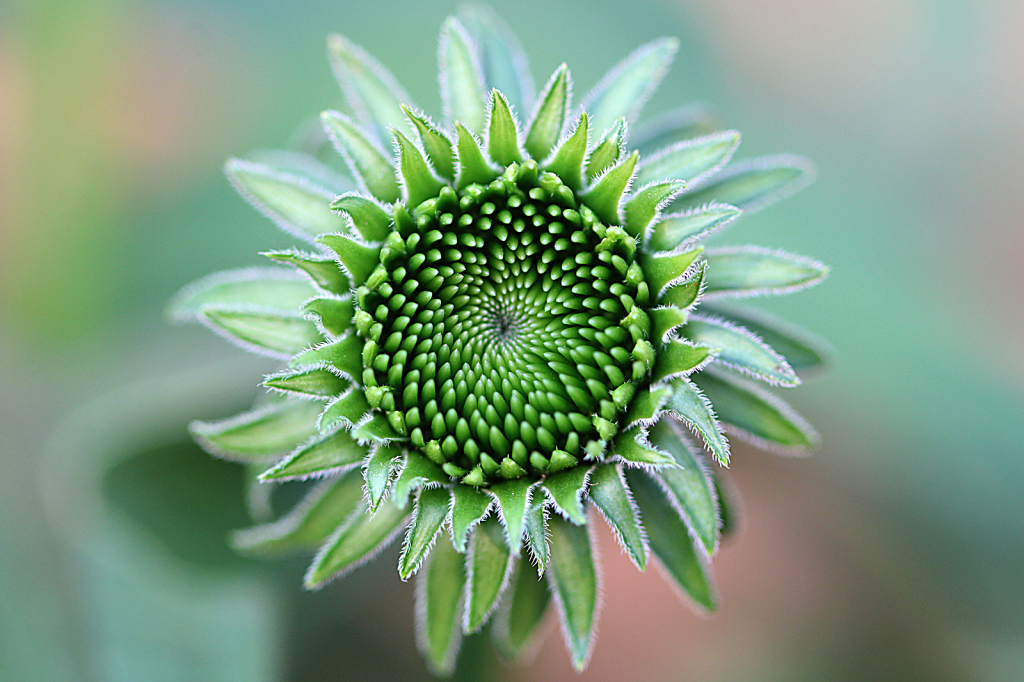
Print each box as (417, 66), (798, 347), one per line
(304, 498), (409, 588)
(201, 308), (322, 358)
(327, 33), (415, 142)
(190, 401), (322, 462)
(674, 154), (814, 214)
(631, 104), (721, 156)
(686, 314), (799, 386)
(703, 246), (829, 298)
(465, 517), (514, 633)
(440, 17), (488, 133)
(458, 4), (535, 114)
(649, 422), (719, 556)
(492, 562), (550, 660)
(167, 268), (314, 323)
(582, 37), (679, 135)
(637, 130), (740, 185)
(416, 538), (467, 676)
(547, 515), (597, 672)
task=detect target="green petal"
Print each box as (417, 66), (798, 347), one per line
(392, 452), (449, 508)
(451, 484), (493, 552)
(465, 517), (514, 633)
(582, 37), (679, 135)
(711, 470), (738, 538)
(646, 203), (742, 253)
(703, 304), (831, 374)
(289, 333), (363, 380)
(626, 468), (717, 611)
(649, 421), (719, 556)
(637, 130), (741, 185)
(674, 154), (814, 214)
(631, 103), (721, 156)
(486, 478), (534, 555)
(439, 17), (488, 133)
(399, 487), (451, 579)
(660, 261), (707, 311)
(610, 428), (676, 468)
(542, 465), (593, 525)
(263, 250), (350, 295)
(543, 112), (588, 191)
(581, 150), (638, 225)
(493, 562), (551, 660)
(402, 105), (456, 181)
(703, 246), (830, 298)
(363, 444), (402, 511)
(224, 156), (346, 241)
(547, 516), (598, 672)
(641, 245), (704, 299)
(650, 306), (689, 345)
(200, 308), (322, 358)
(168, 268), (315, 323)
(416, 538), (467, 676)
(264, 365), (349, 399)
(351, 412), (399, 444)
(588, 463), (647, 569)
(693, 369), (819, 450)
(317, 232), (382, 286)
(326, 33), (415, 143)
(190, 400), (322, 462)
(318, 388), (370, 432)
(665, 379), (730, 466)
(652, 340), (714, 383)
(232, 470), (363, 553)
(523, 496), (549, 575)
(302, 296), (356, 337)
(584, 117), (624, 182)
(329, 193), (393, 242)
(455, 122), (498, 189)
(305, 498), (409, 589)
(320, 110), (401, 203)
(487, 90), (523, 166)
(623, 180), (686, 238)
(260, 427), (367, 481)
(624, 385), (673, 429)
(524, 64), (570, 162)
(687, 314), (799, 386)
(457, 4), (534, 114)
(393, 129), (446, 207)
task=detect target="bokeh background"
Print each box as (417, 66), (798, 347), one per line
(2, 0), (1023, 680)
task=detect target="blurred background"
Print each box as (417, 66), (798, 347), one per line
(1, 0), (1023, 680)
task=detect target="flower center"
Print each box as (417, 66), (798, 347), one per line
(357, 164), (646, 484)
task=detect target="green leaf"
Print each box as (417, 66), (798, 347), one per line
(703, 246), (829, 298)
(263, 251), (349, 295)
(232, 470), (363, 553)
(585, 117), (624, 182)
(624, 385), (673, 429)
(646, 203), (742, 253)
(399, 487), (451, 579)
(610, 428), (676, 468)
(260, 427), (367, 481)
(450, 484), (493, 552)
(244, 148), (353, 194)
(167, 268), (315, 323)
(402, 105), (456, 181)
(693, 369), (819, 450)
(543, 112), (588, 191)
(190, 400), (322, 462)
(364, 444), (402, 511)
(631, 103), (721, 156)
(351, 412), (399, 444)
(492, 562), (551, 660)
(264, 365), (349, 399)
(201, 308), (322, 358)
(637, 130), (741, 185)
(392, 452), (449, 508)
(650, 306), (689, 345)
(393, 129), (446, 207)
(581, 150), (638, 225)
(524, 64), (570, 162)
(703, 304), (830, 373)
(320, 110), (401, 203)
(649, 421), (719, 557)
(486, 478), (534, 555)
(487, 90), (522, 166)
(542, 465), (593, 525)
(439, 17), (488, 133)
(626, 468), (717, 611)
(302, 296), (356, 337)
(305, 498), (409, 589)
(326, 33), (414, 143)
(665, 379), (730, 466)
(317, 232), (382, 287)
(582, 37), (679, 136)
(318, 388), (370, 432)
(464, 517), (514, 633)
(225, 157), (346, 241)
(711, 470), (738, 538)
(289, 333), (363, 380)
(623, 180), (686, 238)
(675, 154), (814, 214)
(547, 516), (598, 672)
(660, 261), (707, 311)
(454, 122), (498, 189)
(457, 4), (534, 114)
(416, 538), (467, 676)
(641, 245), (704, 299)
(523, 496), (549, 575)
(588, 463), (647, 569)
(686, 314), (799, 386)
(329, 193), (393, 242)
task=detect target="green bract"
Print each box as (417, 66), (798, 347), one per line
(170, 6), (829, 675)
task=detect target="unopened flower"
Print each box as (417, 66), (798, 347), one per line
(170, 6), (829, 675)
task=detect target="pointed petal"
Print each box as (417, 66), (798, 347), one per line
(492, 563), (551, 660)
(703, 246), (829, 298)
(318, 388), (370, 432)
(687, 313), (799, 386)
(542, 465), (593, 525)
(525, 64), (570, 162)
(403, 105), (456, 181)
(167, 267), (315, 323)
(351, 412), (399, 444)
(455, 122), (498, 189)
(392, 452), (449, 508)
(304, 498), (409, 588)
(651, 339), (715, 383)
(486, 478), (534, 555)
(264, 365), (349, 399)
(631, 103), (721, 156)
(660, 261), (707, 311)
(637, 130), (741, 185)
(200, 308), (322, 358)
(641, 245), (704, 298)
(702, 303), (831, 374)
(624, 385), (673, 429)
(330, 193), (393, 242)
(584, 117), (625, 182)
(302, 296), (356, 337)
(582, 37), (678, 134)
(326, 33), (415, 142)
(464, 517), (515, 632)
(317, 232), (382, 286)
(665, 379), (730, 465)
(610, 428), (676, 468)
(457, 4), (535, 113)
(439, 17), (488, 133)
(674, 154), (815, 214)
(260, 427), (367, 481)
(589, 463), (647, 569)
(487, 90), (523, 166)
(263, 250), (349, 294)
(399, 487), (451, 579)
(623, 180), (686, 238)
(581, 150), (638, 225)
(290, 333), (362, 381)
(543, 112), (588, 191)
(646, 203), (741, 253)
(451, 484), (493, 552)
(416, 537), (467, 676)
(320, 110), (401, 203)
(393, 129), (446, 206)
(650, 306), (689, 345)
(523, 496), (549, 575)
(649, 422), (720, 557)
(547, 516), (598, 672)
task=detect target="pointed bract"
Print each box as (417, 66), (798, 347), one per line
(525, 64), (571, 162)
(327, 33), (415, 142)
(321, 110), (401, 203)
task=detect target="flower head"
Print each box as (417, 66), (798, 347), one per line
(170, 6), (829, 674)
